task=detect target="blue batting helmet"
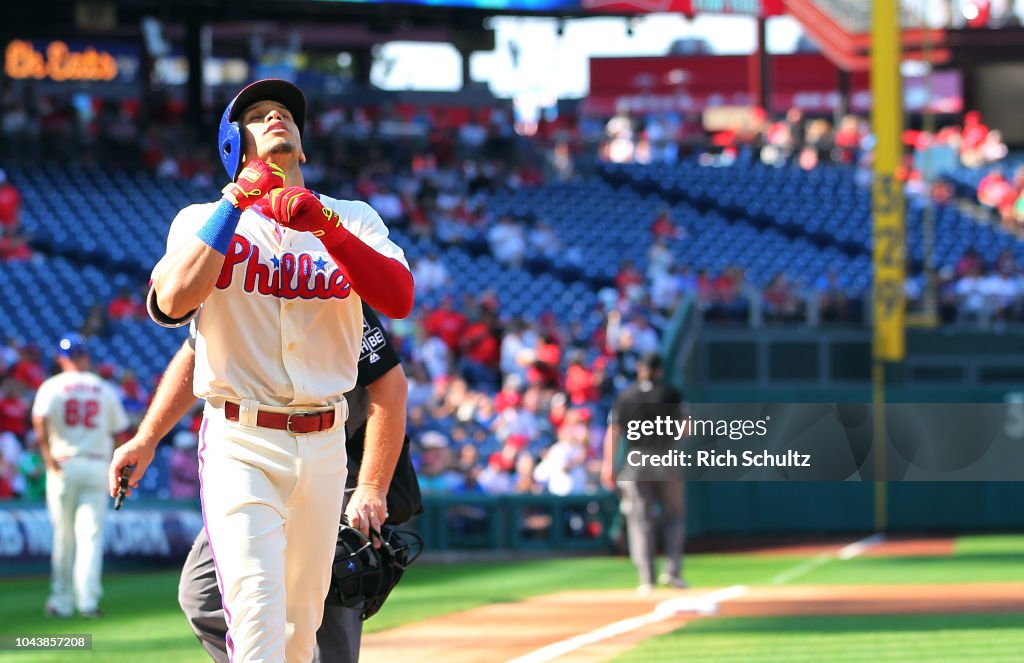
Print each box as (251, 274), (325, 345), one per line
(218, 79), (307, 180)
(57, 333), (88, 359)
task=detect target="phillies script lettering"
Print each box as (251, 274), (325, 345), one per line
(216, 235), (352, 300)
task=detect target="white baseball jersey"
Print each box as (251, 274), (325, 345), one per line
(149, 195), (409, 407)
(31, 371), (130, 460)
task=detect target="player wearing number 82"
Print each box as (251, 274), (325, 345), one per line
(31, 333), (131, 619)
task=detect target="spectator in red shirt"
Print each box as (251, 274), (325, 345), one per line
(11, 346), (45, 390)
(714, 269), (738, 304)
(565, 353), (599, 405)
(695, 269), (716, 310)
(650, 208), (680, 240)
(0, 380), (29, 437)
(107, 287), (144, 320)
(0, 227), (33, 262)
(956, 248), (982, 279)
(833, 115), (863, 164)
(118, 369), (149, 420)
(423, 296), (468, 352)
(615, 260), (645, 300)
(961, 111), (990, 168)
(536, 312), (565, 348)
(528, 335), (562, 389)
(0, 169), (21, 231)
(494, 375), (524, 413)
(704, 267), (750, 322)
(0, 169), (31, 262)
(548, 392), (568, 431)
(459, 311), (501, 390)
(518, 164), (544, 187)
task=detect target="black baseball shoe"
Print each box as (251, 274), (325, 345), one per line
(78, 608), (104, 619)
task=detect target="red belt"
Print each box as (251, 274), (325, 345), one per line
(224, 402), (336, 435)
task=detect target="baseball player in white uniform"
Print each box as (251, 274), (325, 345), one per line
(33, 333), (130, 619)
(113, 79), (413, 662)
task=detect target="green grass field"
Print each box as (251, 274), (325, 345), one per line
(3, 535), (1023, 662)
(0, 555), (801, 661)
(613, 614), (1024, 663)
(1, 572), (203, 662)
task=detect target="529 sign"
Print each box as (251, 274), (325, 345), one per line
(64, 398), (99, 428)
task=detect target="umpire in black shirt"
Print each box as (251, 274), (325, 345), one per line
(602, 352), (687, 595)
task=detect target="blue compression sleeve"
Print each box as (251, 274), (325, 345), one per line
(196, 200), (242, 255)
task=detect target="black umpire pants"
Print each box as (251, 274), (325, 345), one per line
(618, 480), (686, 586)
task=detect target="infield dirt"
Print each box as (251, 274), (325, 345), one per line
(359, 537), (1022, 663)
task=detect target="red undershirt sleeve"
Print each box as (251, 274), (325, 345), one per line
(323, 233), (414, 319)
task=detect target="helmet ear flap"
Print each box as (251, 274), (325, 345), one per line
(218, 102), (243, 180)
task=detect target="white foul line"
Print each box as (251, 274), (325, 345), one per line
(838, 533), (886, 560)
(768, 553), (834, 586)
(505, 585), (748, 663)
(769, 533), (886, 585)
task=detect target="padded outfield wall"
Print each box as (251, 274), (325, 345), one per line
(676, 326), (1024, 539)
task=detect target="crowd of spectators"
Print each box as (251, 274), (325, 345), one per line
(602, 106), (1009, 209)
(390, 291), (661, 497)
(0, 85), (1021, 502)
(0, 85), (565, 195)
(912, 246), (1024, 326)
(598, 106), (874, 169)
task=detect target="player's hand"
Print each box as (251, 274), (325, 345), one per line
(108, 436), (157, 498)
(345, 484), (388, 548)
(266, 187), (350, 246)
(222, 160), (286, 210)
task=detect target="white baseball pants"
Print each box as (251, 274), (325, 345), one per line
(198, 401), (348, 663)
(45, 456), (109, 614)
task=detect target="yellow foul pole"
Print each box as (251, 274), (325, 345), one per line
(871, 0), (905, 533)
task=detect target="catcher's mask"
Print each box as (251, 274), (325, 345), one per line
(218, 78), (307, 180)
(326, 521), (424, 620)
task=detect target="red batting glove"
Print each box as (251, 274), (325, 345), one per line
(222, 160), (286, 210)
(267, 187), (350, 247)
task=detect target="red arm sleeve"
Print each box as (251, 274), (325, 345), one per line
(324, 234), (415, 319)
